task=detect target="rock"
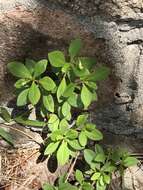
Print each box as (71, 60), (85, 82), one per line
(122, 166), (143, 190)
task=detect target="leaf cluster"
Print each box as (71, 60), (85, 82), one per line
(0, 39), (138, 190)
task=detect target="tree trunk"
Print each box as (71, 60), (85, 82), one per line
(0, 0), (142, 189)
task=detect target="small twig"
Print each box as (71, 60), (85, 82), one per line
(23, 149), (39, 162)
(0, 175), (26, 181)
(0, 183), (11, 189)
(92, 181), (95, 187)
(1, 124), (41, 145)
(66, 152), (79, 182)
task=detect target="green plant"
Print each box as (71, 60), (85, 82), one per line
(43, 175), (79, 190)
(42, 147), (138, 190)
(0, 39), (138, 189)
(83, 146), (138, 190)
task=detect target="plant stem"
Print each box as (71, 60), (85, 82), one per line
(65, 152), (79, 182)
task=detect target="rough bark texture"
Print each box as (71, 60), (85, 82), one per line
(0, 0), (143, 189)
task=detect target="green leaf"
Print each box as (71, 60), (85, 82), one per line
(85, 81), (97, 90)
(40, 104), (49, 118)
(28, 82), (41, 105)
(69, 38), (82, 59)
(59, 119), (69, 131)
(96, 181), (106, 190)
(25, 59), (36, 75)
(34, 59), (48, 78)
(57, 141), (69, 165)
(79, 57), (96, 70)
(7, 61), (32, 79)
(76, 114), (88, 126)
(69, 149), (77, 157)
(14, 79), (30, 89)
(95, 144), (104, 154)
(103, 174), (110, 184)
(57, 106), (63, 119)
(92, 92), (98, 101)
(68, 140), (83, 150)
(14, 117), (45, 127)
(123, 157), (138, 167)
(93, 163), (101, 170)
(81, 84), (92, 108)
(48, 51), (65, 67)
(65, 112), (72, 121)
(57, 77), (66, 102)
(50, 130), (63, 141)
(67, 93), (83, 108)
(67, 93), (77, 107)
(51, 86), (57, 94)
(82, 182), (94, 190)
(84, 66), (110, 82)
(62, 63), (71, 73)
(99, 176), (105, 186)
(72, 67), (89, 78)
(43, 95), (54, 113)
(44, 141), (60, 155)
(0, 128), (13, 145)
(85, 129), (103, 141)
(101, 162), (116, 172)
(111, 149), (121, 162)
(85, 123), (96, 131)
(42, 183), (55, 190)
(84, 149), (96, 165)
(66, 129), (78, 139)
(17, 88), (29, 106)
(48, 114), (59, 131)
(91, 172), (101, 181)
(118, 148), (129, 158)
(39, 76), (56, 91)
(85, 170), (94, 175)
(75, 169), (84, 184)
(79, 131), (87, 146)
(63, 83), (75, 97)
(58, 174), (67, 185)
(62, 102), (71, 117)
(94, 153), (106, 163)
(59, 183), (78, 190)
(0, 107), (11, 123)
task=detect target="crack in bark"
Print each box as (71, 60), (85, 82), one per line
(117, 19), (143, 32)
(127, 40), (143, 45)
